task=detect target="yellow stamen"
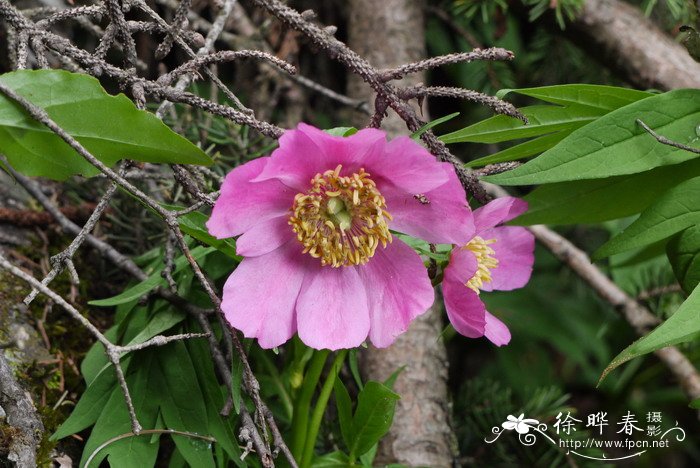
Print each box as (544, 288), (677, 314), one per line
(464, 236), (498, 294)
(288, 165), (392, 267)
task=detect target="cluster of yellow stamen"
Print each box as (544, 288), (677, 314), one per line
(289, 165), (393, 267)
(464, 236), (499, 293)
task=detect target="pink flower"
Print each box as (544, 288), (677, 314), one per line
(442, 197), (535, 346)
(207, 123), (474, 350)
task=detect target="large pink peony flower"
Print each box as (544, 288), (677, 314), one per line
(207, 123), (474, 350)
(442, 197), (535, 346)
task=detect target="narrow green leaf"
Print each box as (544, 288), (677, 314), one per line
(516, 157), (700, 225)
(348, 381), (400, 461)
(0, 69), (211, 180)
(80, 326), (119, 385)
(600, 286), (700, 383)
(465, 128), (575, 168)
(89, 246), (215, 306)
(486, 89), (700, 185)
(595, 176), (700, 259)
(497, 84), (651, 111)
(667, 226), (700, 294)
(334, 376), (354, 450)
(178, 211), (239, 260)
(439, 104), (605, 144)
(411, 112), (460, 140)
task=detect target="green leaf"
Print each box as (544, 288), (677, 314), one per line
(157, 341), (215, 468)
(690, 398), (700, 409)
(52, 363), (118, 440)
(89, 246), (215, 306)
(439, 104), (605, 144)
(516, 157), (700, 225)
(178, 211), (239, 260)
(496, 84), (652, 111)
(81, 326), (119, 385)
(186, 336), (244, 466)
(348, 381), (400, 461)
(124, 308), (186, 347)
(486, 89), (700, 185)
(333, 376), (354, 451)
(600, 286), (700, 383)
(79, 351), (161, 468)
(411, 112), (460, 140)
(667, 226), (700, 294)
(595, 176), (700, 259)
(0, 70), (211, 180)
(465, 129), (574, 168)
(311, 451), (351, 468)
(324, 127), (358, 137)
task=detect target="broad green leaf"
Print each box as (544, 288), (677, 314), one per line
(0, 69), (211, 180)
(667, 226), (700, 294)
(486, 89), (700, 185)
(157, 341), (215, 468)
(89, 246), (215, 306)
(439, 104), (605, 144)
(411, 112), (460, 140)
(497, 84), (652, 111)
(601, 286), (700, 382)
(311, 451), (351, 468)
(595, 176), (700, 259)
(516, 157), (700, 225)
(465, 128), (574, 168)
(333, 376), (353, 450)
(178, 211), (239, 260)
(348, 381), (400, 461)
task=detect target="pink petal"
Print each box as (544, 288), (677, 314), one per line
(235, 215), (295, 258)
(473, 197), (529, 233)
(442, 248), (486, 337)
(206, 157), (294, 239)
(296, 265), (371, 350)
(384, 164), (475, 244)
(479, 226), (535, 292)
(357, 239), (434, 348)
(367, 136), (449, 193)
(253, 124), (387, 191)
(484, 311), (511, 346)
(221, 239), (310, 349)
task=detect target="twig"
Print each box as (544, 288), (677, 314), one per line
(637, 283), (684, 301)
(637, 119), (700, 154)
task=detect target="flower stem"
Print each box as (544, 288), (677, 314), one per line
(300, 349), (349, 468)
(290, 349), (329, 462)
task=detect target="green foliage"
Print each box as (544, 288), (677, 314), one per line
(485, 89), (700, 185)
(667, 226), (700, 293)
(333, 380), (400, 463)
(515, 157), (700, 225)
(452, 0), (585, 29)
(601, 285), (700, 382)
(594, 176), (700, 259)
(441, 84), (650, 168)
(0, 70), (211, 180)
